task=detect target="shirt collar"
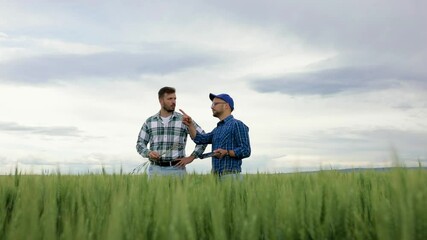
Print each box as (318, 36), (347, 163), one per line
(155, 111), (177, 120)
(217, 115), (234, 126)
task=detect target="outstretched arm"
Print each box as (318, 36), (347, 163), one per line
(179, 109), (197, 139)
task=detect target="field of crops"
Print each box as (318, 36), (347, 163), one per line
(1, 168), (426, 240)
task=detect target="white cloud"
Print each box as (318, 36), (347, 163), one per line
(37, 39), (109, 54)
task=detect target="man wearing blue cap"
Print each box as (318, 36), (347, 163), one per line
(180, 93), (251, 178)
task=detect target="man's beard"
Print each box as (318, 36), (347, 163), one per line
(163, 105), (175, 113)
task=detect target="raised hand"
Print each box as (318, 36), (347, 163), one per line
(179, 109), (197, 139)
(179, 109), (192, 126)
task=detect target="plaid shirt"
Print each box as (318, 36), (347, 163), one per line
(194, 115), (251, 174)
(136, 111), (206, 161)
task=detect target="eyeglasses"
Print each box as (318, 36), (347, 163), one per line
(211, 102), (227, 107)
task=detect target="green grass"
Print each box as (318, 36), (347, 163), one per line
(1, 169), (426, 239)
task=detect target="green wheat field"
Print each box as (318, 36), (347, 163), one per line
(1, 168), (426, 240)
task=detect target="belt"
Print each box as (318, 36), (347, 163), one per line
(150, 160), (181, 167)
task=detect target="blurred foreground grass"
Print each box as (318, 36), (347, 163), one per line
(1, 168), (426, 240)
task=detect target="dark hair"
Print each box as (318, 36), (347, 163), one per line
(158, 87), (176, 98)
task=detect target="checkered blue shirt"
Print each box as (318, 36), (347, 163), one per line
(194, 115), (251, 173)
(136, 111), (206, 161)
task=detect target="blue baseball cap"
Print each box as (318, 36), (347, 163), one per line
(209, 93), (234, 111)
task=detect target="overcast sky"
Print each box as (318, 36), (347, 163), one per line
(1, 0), (426, 174)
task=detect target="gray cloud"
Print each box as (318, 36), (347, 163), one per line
(0, 51), (216, 84)
(250, 64), (426, 95)
(209, 0), (427, 53)
(205, 0), (427, 95)
(297, 127), (427, 159)
(0, 121), (83, 137)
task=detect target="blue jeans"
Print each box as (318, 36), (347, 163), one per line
(147, 164), (186, 179)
